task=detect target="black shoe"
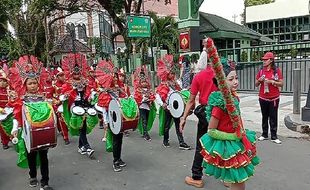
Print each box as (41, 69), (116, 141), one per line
(99, 125), (104, 129)
(118, 159), (127, 167)
(40, 185), (54, 190)
(64, 140), (70, 145)
(29, 178), (38, 187)
(2, 144), (9, 150)
(86, 148), (95, 157)
(113, 162), (122, 172)
(143, 134), (151, 141)
(179, 142), (191, 150)
(163, 141), (170, 148)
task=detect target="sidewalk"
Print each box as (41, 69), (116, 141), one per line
(186, 93), (308, 138)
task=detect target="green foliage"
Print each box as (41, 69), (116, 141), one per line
(245, 0), (275, 7)
(190, 53), (200, 63)
(290, 47), (298, 58)
(240, 51), (248, 62)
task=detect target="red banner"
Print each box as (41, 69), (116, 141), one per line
(179, 32), (190, 51)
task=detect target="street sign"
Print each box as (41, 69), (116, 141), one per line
(127, 15), (151, 38)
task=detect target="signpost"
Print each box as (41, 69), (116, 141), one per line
(127, 15), (151, 38)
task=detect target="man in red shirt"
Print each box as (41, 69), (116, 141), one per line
(180, 63), (217, 188)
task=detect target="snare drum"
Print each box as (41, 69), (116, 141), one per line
(69, 106), (85, 130)
(108, 97), (139, 135)
(22, 102), (57, 153)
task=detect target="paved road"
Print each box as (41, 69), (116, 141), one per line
(1, 94), (309, 190)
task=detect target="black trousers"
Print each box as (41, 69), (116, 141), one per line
(27, 149), (49, 186)
(163, 110), (184, 144)
(112, 133), (123, 163)
(259, 98), (280, 140)
(191, 119), (209, 180)
(140, 108), (150, 135)
(79, 122), (90, 149)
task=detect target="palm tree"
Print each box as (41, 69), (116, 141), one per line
(136, 12), (179, 62)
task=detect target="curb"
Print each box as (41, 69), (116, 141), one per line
(284, 114), (310, 134)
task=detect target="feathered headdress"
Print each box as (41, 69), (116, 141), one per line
(8, 55), (44, 96)
(134, 65), (151, 89)
(41, 68), (53, 85)
(95, 59), (114, 88)
(156, 54), (179, 81)
(53, 67), (64, 78)
(62, 53), (89, 80)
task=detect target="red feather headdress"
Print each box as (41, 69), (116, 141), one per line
(156, 54), (179, 81)
(134, 65), (151, 89)
(95, 59), (114, 88)
(8, 55), (44, 96)
(62, 53), (89, 80)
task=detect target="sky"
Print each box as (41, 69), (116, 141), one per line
(199, 0), (245, 24)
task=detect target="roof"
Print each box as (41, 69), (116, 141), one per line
(199, 12), (274, 42)
(51, 35), (92, 54)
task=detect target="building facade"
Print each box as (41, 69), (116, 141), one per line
(246, 0), (310, 43)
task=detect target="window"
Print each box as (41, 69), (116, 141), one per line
(78, 24), (87, 41)
(66, 23), (76, 39)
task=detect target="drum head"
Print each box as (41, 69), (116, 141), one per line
(94, 103), (104, 113)
(87, 108), (97, 116)
(168, 92), (185, 118)
(72, 106), (85, 116)
(0, 107), (14, 121)
(108, 99), (121, 135)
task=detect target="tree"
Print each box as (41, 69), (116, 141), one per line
(97, 0), (171, 55)
(244, 0), (275, 7)
(1, 0), (93, 62)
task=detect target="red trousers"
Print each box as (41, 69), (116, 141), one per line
(0, 126), (10, 146)
(57, 113), (69, 141)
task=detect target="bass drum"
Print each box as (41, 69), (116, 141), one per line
(167, 92), (185, 118)
(108, 98), (139, 135)
(22, 102), (57, 153)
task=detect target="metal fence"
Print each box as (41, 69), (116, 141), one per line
(236, 59), (310, 94)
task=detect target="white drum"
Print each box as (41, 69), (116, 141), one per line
(167, 92), (185, 118)
(87, 108), (97, 116)
(108, 99), (122, 134)
(72, 106), (85, 116)
(0, 107), (13, 121)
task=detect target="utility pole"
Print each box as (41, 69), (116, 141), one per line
(232, 14), (238, 23)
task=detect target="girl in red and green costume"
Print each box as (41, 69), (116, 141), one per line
(200, 38), (260, 190)
(133, 65), (156, 141)
(9, 55), (54, 190)
(0, 67), (12, 149)
(155, 55), (190, 150)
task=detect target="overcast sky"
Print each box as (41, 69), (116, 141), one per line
(199, 0), (245, 24)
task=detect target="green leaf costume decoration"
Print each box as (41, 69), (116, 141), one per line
(120, 98), (138, 119)
(158, 107), (173, 136)
(1, 115), (13, 136)
(25, 102), (51, 122)
(105, 128), (113, 152)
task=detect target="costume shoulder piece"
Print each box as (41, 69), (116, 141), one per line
(206, 91), (240, 122)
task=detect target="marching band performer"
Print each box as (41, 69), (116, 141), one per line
(60, 53), (98, 158)
(53, 67), (70, 145)
(133, 66), (156, 141)
(0, 68), (12, 149)
(10, 55), (55, 190)
(155, 55), (191, 150)
(95, 60), (128, 172)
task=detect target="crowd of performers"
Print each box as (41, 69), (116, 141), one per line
(0, 38), (260, 190)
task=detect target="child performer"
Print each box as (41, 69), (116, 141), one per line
(10, 55), (55, 190)
(60, 53), (98, 158)
(133, 66), (156, 141)
(199, 38), (260, 190)
(155, 55), (190, 150)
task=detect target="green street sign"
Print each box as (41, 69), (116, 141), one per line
(127, 15), (151, 38)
